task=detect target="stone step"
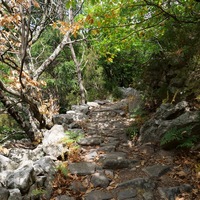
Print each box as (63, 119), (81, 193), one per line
(88, 109), (126, 118)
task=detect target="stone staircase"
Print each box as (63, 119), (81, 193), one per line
(60, 101), (192, 200)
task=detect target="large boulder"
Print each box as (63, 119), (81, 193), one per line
(6, 165), (35, 194)
(138, 101), (200, 149)
(118, 87), (143, 113)
(42, 125), (69, 159)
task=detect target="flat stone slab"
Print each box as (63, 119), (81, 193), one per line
(98, 145), (116, 152)
(158, 184), (192, 200)
(117, 188), (137, 200)
(117, 178), (155, 190)
(100, 152), (129, 169)
(84, 151), (98, 161)
(142, 164), (170, 177)
(78, 137), (103, 146)
(55, 195), (75, 200)
(91, 172), (110, 188)
(84, 190), (113, 200)
(68, 162), (96, 175)
(69, 180), (87, 193)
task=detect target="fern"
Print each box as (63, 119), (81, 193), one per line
(160, 126), (197, 149)
(57, 163), (68, 177)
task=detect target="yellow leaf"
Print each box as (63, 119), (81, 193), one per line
(91, 29), (98, 35)
(52, 22), (58, 29)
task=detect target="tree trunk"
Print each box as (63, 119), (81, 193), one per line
(0, 90), (37, 141)
(68, 39), (86, 104)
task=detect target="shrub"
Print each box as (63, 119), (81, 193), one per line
(160, 126), (199, 149)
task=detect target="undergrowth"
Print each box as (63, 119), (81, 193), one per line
(161, 126), (199, 149)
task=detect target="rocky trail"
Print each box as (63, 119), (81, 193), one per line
(0, 99), (199, 200)
(51, 101), (199, 200)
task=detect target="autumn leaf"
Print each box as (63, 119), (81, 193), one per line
(85, 14), (94, 24)
(32, 0), (40, 8)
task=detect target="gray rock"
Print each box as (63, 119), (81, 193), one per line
(98, 145), (116, 152)
(55, 195), (75, 200)
(8, 148), (32, 164)
(119, 87), (140, 98)
(66, 111), (88, 121)
(6, 165), (35, 193)
(68, 122), (81, 129)
(94, 100), (110, 105)
(8, 188), (22, 200)
(138, 143), (155, 155)
(91, 172), (110, 188)
(142, 191), (154, 200)
(78, 137), (103, 146)
(42, 125), (66, 146)
(117, 188), (137, 200)
(158, 184), (192, 200)
(118, 87), (143, 112)
(52, 114), (73, 125)
(35, 176), (46, 187)
(117, 178), (155, 190)
(100, 140), (120, 148)
(42, 125), (68, 158)
(69, 180), (87, 193)
(138, 101), (200, 147)
(100, 152), (129, 169)
(142, 165), (170, 177)
(31, 145), (45, 161)
(104, 170), (114, 179)
(84, 190), (113, 200)
(71, 105), (89, 114)
(33, 156), (55, 175)
(0, 155), (17, 172)
(0, 170), (12, 186)
(84, 150), (98, 161)
(0, 187), (9, 200)
(87, 102), (100, 108)
(68, 162), (96, 175)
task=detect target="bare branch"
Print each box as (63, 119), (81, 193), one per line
(33, 32), (87, 80)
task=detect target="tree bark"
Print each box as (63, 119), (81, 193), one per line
(68, 38), (86, 104)
(0, 90), (36, 141)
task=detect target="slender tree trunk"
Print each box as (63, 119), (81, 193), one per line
(68, 6), (86, 104)
(68, 39), (86, 104)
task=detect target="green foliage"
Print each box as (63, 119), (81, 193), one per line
(127, 107), (149, 140)
(126, 125), (139, 140)
(57, 163), (68, 177)
(31, 188), (46, 196)
(0, 114), (25, 143)
(83, 48), (108, 101)
(65, 130), (83, 140)
(63, 130), (83, 148)
(160, 126), (199, 149)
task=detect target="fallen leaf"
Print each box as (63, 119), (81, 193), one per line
(176, 171), (187, 178)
